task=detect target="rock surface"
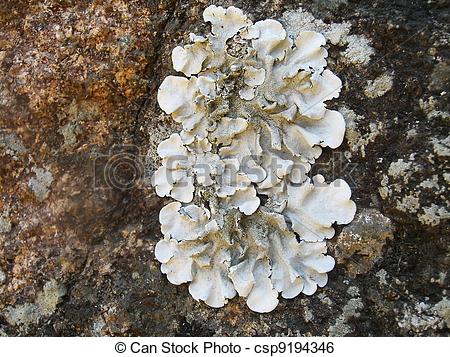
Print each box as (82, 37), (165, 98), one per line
(0, 0), (448, 336)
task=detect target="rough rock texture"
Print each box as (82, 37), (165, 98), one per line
(0, 0), (448, 336)
(330, 209), (394, 278)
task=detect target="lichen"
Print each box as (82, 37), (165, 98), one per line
(280, 7), (374, 66)
(431, 136), (450, 157)
(418, 204), (450, 226)
(328, 286), (363, 336)
(2, 279), (66, 327)
(59, 121), (81, 149)
(397, 299), (450, 334)
(341, 35), (374, 66)
(0, 132), (27, 158)
(379, 153), (448, 227)
(152, 5), (356, 312)
(419, 96), (449, 120)
(28, 167), (54, 202)
(364, 73), (393, 98)
(340, 106), (383, 158)
(281, 8), (351, 46)
(388, 159), (414, 180)
(0, 268), (5, 285)
(0, 207), (12, 234)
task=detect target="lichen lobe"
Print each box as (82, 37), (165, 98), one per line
(152, 5), (356, 312)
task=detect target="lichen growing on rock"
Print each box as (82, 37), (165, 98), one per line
(152, 5), (356, 312)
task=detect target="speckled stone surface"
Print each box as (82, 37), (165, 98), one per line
(0, 0), (448, 336)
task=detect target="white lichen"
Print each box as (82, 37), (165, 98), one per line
(398, 299), (450, 333)
(418, 204), (450, 226)
(281, 8), (351, 46)
(364, 73), (393, 98)
(380, 152), (449, 227)
(431, 136), (450, 157)
(152, 5), (356, 312)
(388, 159), (414, 180)
(281, 6), (374, 66)
(28, 167), (54, 202)
(341, 35), (374, 66)
(340, 106), (383, 158)
(0, 132), (27, 158)
(328, 286), (363, 336)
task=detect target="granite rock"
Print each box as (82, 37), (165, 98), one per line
(0, 0), (448, 336)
